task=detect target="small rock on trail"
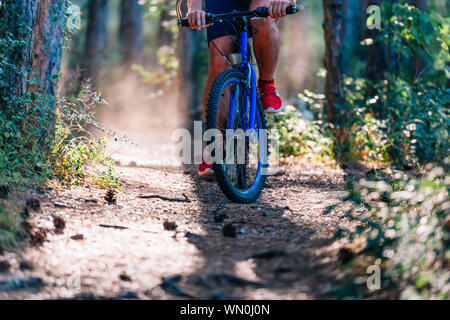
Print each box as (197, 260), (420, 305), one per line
(70, 234), (84, 241)
(338, 248), (355, 265)
(0, 260), (11, 272)
(53, 216), (66, 233)
(26, 198), (41, 211)
(19, 260), (34, 271)
(222, 223), (237, 238)
(163, 220), (177, 231)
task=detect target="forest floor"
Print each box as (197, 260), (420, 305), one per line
(0, 77), (364, 299)
(0, 161), (358, 300)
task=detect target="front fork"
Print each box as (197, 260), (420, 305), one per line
(248, 64), (257, 130)
(227, 64), (256, 131)
(227, 30), (257, 131)
(239, 30), (257, 131)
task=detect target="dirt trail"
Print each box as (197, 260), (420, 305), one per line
(0, 161), (351, 299)
(0, 79), (353, 299)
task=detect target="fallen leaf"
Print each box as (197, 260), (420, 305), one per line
(0, 185), (9, 199)
(250, 250), (287, 259)
(53, 216), (66, 233)
(104, 189), (117, 204)
(22, 221), (34, 234)
(211, 273), (262, 287)
(214, 213), (227, 223)
(0, 260), (11, 272)
(26, 198), (41, 211)
(31, 229), (48, 246)
(19, 260), (34, 271)
(0, 277), (44, 291)
(273, 266), (294, 273)
(163, 220), (177, 231)
(338, 247), (354, 265)
(223, 223), (237, 238)
(53, 201), (70, 208)
(71, 234), (84, 240)
(160, 276), (194, 298)
(119, 273), (132, 282)
(99, 224), (128, 230)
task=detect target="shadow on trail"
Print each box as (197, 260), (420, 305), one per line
(178, 169), (343, 300)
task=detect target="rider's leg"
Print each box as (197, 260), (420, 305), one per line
(249, 0), (280, 81)
(203, 36), (237, 114)
(199, 36), (236, 176)
(248, 0), (283, 113)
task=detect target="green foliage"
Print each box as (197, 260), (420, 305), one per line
(0, 79), (120, 189)
(325, 4), (449, 299)
(50, 82), (120, 189)
(382, 3), (449, 81)
(0, 5), (120, 190)
(336, 76), (449, 165)
(267, 104), (334, 163)
(336, 3), (450, 166)
(333, 161), (449, 299)
(0, 3), (53, 185)
(0, 203), (25, 251)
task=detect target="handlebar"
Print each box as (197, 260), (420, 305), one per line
(178, 5), (299, 28)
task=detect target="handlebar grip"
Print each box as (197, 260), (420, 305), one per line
(178, 18), (190, 27)
(178, 14), (213, 28)
(286, 5), (299, 15)
(259, 5), (298, 17)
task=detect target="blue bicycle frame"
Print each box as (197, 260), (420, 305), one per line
(177, 3), (298, 202)
(226, 26), (258, 132)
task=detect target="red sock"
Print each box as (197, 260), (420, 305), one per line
(258, 79), (274, 87)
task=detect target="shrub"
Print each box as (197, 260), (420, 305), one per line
(332, 161), (449, 299)
(0, 202), (24, 251)
(267, 104), (335, 163)
(50, 82), (120, 189)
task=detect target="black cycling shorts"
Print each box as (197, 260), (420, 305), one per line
(205, 0), (252, 43)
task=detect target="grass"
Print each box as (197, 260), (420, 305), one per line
(0, 201), (25, 251)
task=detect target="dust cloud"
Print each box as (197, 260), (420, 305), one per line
(99, 73), (185, 169)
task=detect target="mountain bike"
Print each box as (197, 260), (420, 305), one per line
(178, 3), (299, 203)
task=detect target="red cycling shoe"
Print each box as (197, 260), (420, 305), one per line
(198, 161), (214, 177)
(258, 79), (283, 114)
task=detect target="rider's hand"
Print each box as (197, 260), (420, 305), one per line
(268, 0), (291, 18)
(187, 9), (206, 31)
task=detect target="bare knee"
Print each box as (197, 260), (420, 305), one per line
(209, 52), (229, 77)
(252, 18), (277, 37)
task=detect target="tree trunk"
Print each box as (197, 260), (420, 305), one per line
(322, 0), (345, 134)
(358, 0), (368, 42)
(177, 29), (204, 123)
(410, 0), (428, 80)
(0, 0), (66, 139)
(411, 0), (427, 11)
(158, 8), (173, 48)
(83, 0), (108, 85)
(119, 0), (143, 64)
(342, 0), (363, 76)
(365, 0), (387, 84)
(0, 0), (40, 102)
(30, 0), (67, 99)
(277, 8), (309, 96)
(0, 0), (66, 106)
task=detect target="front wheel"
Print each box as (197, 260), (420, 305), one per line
(205, 68), (268, 203)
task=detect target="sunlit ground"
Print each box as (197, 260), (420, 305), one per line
(99, 74), (185, 168)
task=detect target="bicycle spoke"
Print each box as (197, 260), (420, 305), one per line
(215, 79), (261, 192)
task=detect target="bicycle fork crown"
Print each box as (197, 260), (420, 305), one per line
(229, 53), (243, 66)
